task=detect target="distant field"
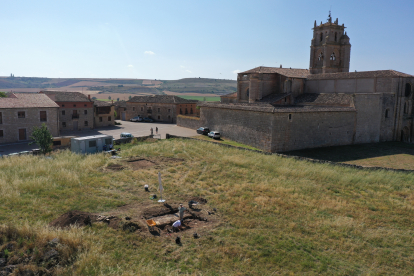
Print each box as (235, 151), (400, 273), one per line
(178, 95), (220, 101)
(286, 142), (414, 170)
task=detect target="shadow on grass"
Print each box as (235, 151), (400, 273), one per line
(285, 142), (414, 163)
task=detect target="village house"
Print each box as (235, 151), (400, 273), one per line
(0, 93), (59, 144)
(94, 100), (115, 128)
(125, 95), (198, 123)
(42, 91), (94, 131)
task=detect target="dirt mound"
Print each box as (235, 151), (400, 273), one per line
(128, 159), (156, 170)
(106, 164), (126, 171)
(50, 211), (97, 228)
(142, 204), (177, 219)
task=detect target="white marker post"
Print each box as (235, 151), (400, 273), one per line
(158, 172), (165, 202)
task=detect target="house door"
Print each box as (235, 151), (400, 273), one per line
(18, 129), (26, 140)
(121, 112), (126, 121)
(73, 121), (78, 130)
(80, 141), (86, 153)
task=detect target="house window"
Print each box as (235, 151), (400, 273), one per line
(180, 108), (182, 114)
(133, 107), (135, 111)
(84, 110), (87, 115)
(0, 130), (3, 137)
(168, 109), (171, 113)
(289, 114), (292, 120)
(84, 104), (87, 107)
(99, 117), (103, 122)
(18, 111), (25, 118)
(185, 108), (188, 115)
(158, 115), (160, 120)
(73, 104), (76, 107)
(385, 109), (390, 118)
(158, 108), (160, 113)
(141, 107), (143, 111)
(168, 115), (171, 120)
(62, 104), (65, 107)
(62, 122), (66, 127)
(62, 110), (65, 115)
(0, 112), (2, 124)
(84, 121), (88, 126)
(89, 140), (96, 147)
(190, 108), (193, 114)
(40, 111), (47, 122)
(108, 116), (111, 121)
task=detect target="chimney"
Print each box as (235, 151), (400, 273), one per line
(88, 95), (91, 100)
(280, 65), (282, 68)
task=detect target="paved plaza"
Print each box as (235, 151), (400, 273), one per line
(0, 121), (199, 155)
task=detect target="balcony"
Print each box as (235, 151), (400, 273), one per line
(72, 114), (79, 119)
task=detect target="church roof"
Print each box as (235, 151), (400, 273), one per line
(307, 70), (414, 80)
(295, 93), (353, 106)
(240, 67), (310, 78)
(198, 102), (355, 113)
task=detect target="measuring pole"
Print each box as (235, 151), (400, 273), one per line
(158, 172), (165, 202)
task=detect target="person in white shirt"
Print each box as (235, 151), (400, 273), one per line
(172, 220), (183, 232)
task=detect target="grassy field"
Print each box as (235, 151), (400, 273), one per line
(0, 138), (414, 275)
(287, 142), (414, 170)
(178, 95), (221, 102)
(193, 134), (261, 150)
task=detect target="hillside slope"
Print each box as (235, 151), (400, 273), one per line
(0, 139), (412, 275)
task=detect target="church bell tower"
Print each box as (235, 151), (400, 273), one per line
(309, 13), (351, 74)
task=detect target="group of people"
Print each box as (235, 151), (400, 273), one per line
(172, 203), (186, 232)
(103, 143), (113, 151)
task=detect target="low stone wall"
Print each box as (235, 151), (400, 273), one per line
(166, 135), (414, 174)
(177, 115), (202, 130)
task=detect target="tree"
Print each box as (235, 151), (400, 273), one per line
(117, 98), (120, 101)
(0, 92), (6, 98)
(114, 110), (117, 118)
(29, 123), (53, 155)
(108, 96), (111, 100)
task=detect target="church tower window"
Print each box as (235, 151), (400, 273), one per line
(405, 83), (412, 97)
(320, 33), (323, 42)
(246, 88), (250, 98)
(330, 53), (336, 61)
(335, 32), (337, 41)
(318, 52), (323, 61)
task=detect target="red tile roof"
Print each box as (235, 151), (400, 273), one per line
(0, 93), (59, 108)
(240, 66), (309, 78)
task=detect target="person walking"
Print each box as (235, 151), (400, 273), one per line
(150, 127), (153, 135)
(156, 127), (158, 134)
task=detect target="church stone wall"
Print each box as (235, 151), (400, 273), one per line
(336, 79), (356, 93)
(353, 94), (382, 143)
(200, 107), (273, 151)
(379, 93), (396, 141)
(356, 79), (375, 93)
(271, 111), (355, 152)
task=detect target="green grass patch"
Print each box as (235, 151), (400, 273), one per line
(192, 135), (261, 151)
(0, 139), (413, 275)
(178, 95), (221, 102)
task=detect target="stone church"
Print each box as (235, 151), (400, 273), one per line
(189, 14), (414, 152)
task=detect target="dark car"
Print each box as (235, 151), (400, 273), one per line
(143, 117), (154, 122)
(197, 127), (210, 135)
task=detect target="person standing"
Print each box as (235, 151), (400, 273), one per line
(150, 127), (153, 135)
(156, 127), (158, 134)
(178, 203), (186, 223)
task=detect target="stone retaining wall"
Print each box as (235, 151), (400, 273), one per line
(177, 115), (202, 130)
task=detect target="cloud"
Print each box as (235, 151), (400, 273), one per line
(144, 51), (155, 55)
(128, 65), (134, 68)
(180, 65), (185, 68)
(232, 69), (241, 74)
(186, 70), (192, 73)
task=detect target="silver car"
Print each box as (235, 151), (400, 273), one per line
(130, 116), (142, 122)
(208, 131), (221, 139)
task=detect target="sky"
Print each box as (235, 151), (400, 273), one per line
(1, 0), (414, 80)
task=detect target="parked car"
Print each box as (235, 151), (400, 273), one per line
(208, 131), (221, 139)
(197, 127), (210, 135)
(130, 116), (142, 122)
(120, 132), (134, 138)
(143, 117), (154, 122)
